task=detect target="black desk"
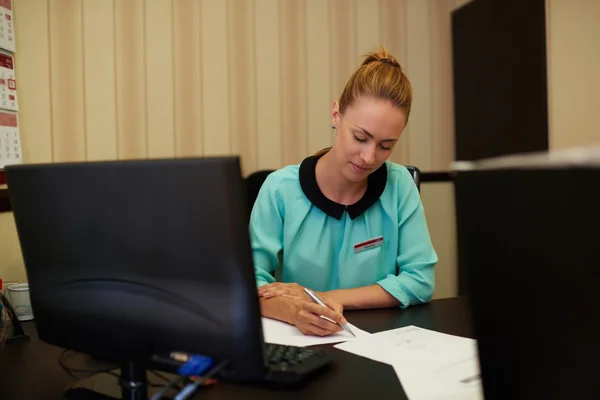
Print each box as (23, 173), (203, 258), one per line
(0, 296), (473, 399)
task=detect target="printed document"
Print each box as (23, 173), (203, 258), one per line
(335, 325), (483, 400)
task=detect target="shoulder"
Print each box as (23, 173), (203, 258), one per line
(250, 165), (300, 219)
(381, 161), (421, 213)
(261, 164), (301, 191)
(384, 161), (419, 198)
(384, 161), (417, 185)
(267, 164), (300, 182)
(255, 164), (302, 206)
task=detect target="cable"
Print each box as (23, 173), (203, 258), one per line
(58, 349), (121, 380)
(148, 370), (182, 389)
(60, 349), (183, 395)
(173, 360), (229, 400)
(149, 369), (172, 384)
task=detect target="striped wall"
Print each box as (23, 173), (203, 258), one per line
(14, 0), (461, 175)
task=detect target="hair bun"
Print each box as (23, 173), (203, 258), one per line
(379, 58), (397, 67)
(361, 47), (402, 71)
(338, 45), (412, 118)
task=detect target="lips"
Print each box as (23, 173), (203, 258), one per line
(351, 162), (370, 173)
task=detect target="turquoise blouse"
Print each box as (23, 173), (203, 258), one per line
(249, 155), (438, 308)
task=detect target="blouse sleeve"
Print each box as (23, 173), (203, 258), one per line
(248, 174), (285, 288)
(377, 171), (438, 307)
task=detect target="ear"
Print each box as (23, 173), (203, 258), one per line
(331, 101), (340, 129)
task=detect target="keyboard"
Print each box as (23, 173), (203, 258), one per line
(262, 343), (334, 384)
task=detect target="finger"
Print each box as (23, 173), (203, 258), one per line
(297, 312), (339, 336)
(313, 316), (342, 333)
(300, 308), (342, 332)
(262, 288), (294, 298)
(303, 323), (336, 337)
(303, 302), (347, 325)
(327, 301), (344, 314)
(257, 283), (281, 296)
(258, 283), (277, 293)
(298, 325), (328, 337)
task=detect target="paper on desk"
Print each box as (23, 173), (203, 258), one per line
(335, 325), (484, 400)
(261, 317), (371, 347)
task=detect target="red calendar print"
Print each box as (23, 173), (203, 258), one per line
(0, 111), (20, 169)
(0, 0), (14, 53)
(0, 52), (16, 111)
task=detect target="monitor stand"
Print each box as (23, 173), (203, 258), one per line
(63, 360), (148, 400)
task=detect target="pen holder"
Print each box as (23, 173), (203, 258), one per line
(0, 302), (7, 345)
(0, 291), (29, 345)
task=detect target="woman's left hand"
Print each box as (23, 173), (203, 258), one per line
(258, 282), (310, 301)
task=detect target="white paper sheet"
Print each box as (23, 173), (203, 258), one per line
(335, 325), (484, 400)
(261, 317), (371, 347)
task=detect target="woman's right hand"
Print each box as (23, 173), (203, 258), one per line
(292, 299), (347, 337)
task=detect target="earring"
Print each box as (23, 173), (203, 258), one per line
(332, 125), (336, 129)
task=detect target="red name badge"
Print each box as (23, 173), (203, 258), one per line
(354, 236), (384, 253)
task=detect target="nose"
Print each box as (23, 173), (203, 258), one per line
(360, 145), (376, 166)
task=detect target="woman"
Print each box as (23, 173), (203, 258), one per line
(250, 47), (438, 337)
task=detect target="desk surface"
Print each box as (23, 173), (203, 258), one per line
(0, 296), (473, 399)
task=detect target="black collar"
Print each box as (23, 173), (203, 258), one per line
(299, 155), (388, 220)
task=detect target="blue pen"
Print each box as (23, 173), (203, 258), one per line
(303, 287), (356, 337)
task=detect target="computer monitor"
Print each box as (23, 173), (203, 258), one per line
(454, 155), (600, 400)
(5, 157), (268, 394)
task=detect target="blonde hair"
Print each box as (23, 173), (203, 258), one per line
(315, 46), (412, 158)
(340, 46), (412, 117)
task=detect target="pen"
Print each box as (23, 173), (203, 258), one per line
(303, 287), (356, 337)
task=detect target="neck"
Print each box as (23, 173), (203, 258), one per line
(315, 151), (368, 205)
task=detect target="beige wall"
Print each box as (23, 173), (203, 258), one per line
(2, 0), (464, 299)
(421, 182), (457, 299)
(13, 0), (457, 172)
(546, 0), (600, 150)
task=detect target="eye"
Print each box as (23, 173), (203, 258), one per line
(379, 144), (393, 151)
(353, 134), (367, 143)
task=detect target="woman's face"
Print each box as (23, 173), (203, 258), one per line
(331, 97), (407, 183)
